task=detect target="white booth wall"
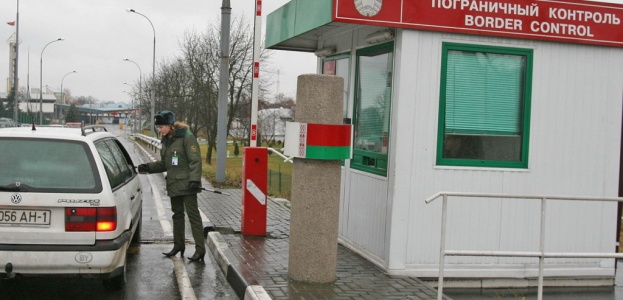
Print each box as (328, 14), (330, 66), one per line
(329, 27), (623, 280)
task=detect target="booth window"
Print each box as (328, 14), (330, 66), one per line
(352, 42), (394, 176)
(437, 43), (532, 168)
(322, 54), (351, 124)
(322, 54), (352, 167)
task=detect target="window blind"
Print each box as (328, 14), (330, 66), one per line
(445, 50), (525, 135)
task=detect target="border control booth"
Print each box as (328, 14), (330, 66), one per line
(267, 0), (623, 287)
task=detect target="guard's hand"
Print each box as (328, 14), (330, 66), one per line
(189, 181), (202, 193)
(137, 164), (149, 174)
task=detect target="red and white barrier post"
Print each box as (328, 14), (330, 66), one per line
(241, 147), (268, 236)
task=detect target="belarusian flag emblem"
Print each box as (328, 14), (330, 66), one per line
(285, 122), (352, 160)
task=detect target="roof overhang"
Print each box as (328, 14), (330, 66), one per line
(266, 0), (335, 52)
(267, 0), (623, 51)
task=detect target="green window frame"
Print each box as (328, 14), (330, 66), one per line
(321, 53), (352, 123)
(437, 43), (532, 168)
(321, 53), (352, 167)
(352, 42), (394, 176)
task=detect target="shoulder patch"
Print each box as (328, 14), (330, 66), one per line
(191, 145), (198, 153)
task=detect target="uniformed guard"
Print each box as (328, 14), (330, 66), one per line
(138, 110), (206, 262)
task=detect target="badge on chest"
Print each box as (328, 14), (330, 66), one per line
(172, 151), (179, 166)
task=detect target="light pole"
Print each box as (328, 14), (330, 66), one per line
(123, 58), (142, 133)
(126, 8), (156, 137)
(123, 83), (135, 133)
(39, 37), (64, 125)
(60, 71), (77, 105)
(60, 70), (76, 123)
(12, 0), (20, 123)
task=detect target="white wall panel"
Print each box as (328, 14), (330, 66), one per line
(390, 30), (623, 277)
(339, 170), (389, 261)
(332, 25), (623, 279)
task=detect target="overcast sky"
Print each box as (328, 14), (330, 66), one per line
(0, 0), (316, 104)
(1, 1), (622, 104)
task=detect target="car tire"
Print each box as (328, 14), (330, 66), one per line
(103, 261), (126, 290)
(130, 210), (142, 247)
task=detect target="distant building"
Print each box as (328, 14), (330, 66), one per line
(18, 88), (58, 120)
(258, 107), (293, 143)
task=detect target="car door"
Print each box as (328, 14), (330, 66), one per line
(106, 139), (142, 229)
(94, 139), (140, 237)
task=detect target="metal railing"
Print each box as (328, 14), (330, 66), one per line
(131, 136), (294, 164)
(132, 133), (161, 151)
(267, 147), (293, 163)
(425, 191), (623, 300)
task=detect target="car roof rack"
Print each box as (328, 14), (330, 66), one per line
(81, 125), (108, 136)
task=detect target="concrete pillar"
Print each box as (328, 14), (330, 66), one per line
(288, 74), (343, 283)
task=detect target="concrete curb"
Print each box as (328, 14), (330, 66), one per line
(207, 231), (272, 300)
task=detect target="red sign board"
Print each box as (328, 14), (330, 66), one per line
(251, 124), (257, 141)
(323, 60), (336, 75)
(253, 62), (260, 78)
(256, 0), (262, 16)
(334, 0), (623, 47)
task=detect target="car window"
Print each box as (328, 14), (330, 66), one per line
(0, 138), (101, 192)
(95, 139), (135, 190)
(104, 139), (133, 181)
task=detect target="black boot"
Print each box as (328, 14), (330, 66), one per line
(162, 247), (185, 257)
(187, 252), (205, 262)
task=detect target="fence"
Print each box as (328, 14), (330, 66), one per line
(425, 192), (623, 300)
(0, 111), (49, 125)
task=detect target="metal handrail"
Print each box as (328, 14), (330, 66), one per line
(132, 134), (161, 151)
(426, 192), (623, 300)
(132, 137), (294, 164)
(267, 147), (293, 163)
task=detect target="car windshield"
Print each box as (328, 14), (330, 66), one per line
(0, 138), (101, 192)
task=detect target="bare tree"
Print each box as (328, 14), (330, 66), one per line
(143, 16), (271, 164)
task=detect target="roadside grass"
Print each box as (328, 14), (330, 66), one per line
(200, 143), (292, 199)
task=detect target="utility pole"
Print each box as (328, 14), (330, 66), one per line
(216, 0), (231, 182)
(12, 0), (20, 122)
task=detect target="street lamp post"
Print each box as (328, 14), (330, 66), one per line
(126, 8), (156, 137)
(39, 37), (64, 125)
(60, 71), (77, 105)
(123, 58), (142, 133)
(12, 0), (20, 123)
(122, 89), (132, 135)
(60, 70), (77, 123)
(123, 83), (135, 133)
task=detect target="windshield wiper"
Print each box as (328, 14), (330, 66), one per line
(0, 184), (20, 192)
(0, 183), (33, 192)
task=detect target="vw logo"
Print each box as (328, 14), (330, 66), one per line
(11, 194), (22, 204)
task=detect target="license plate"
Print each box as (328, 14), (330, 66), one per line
(0, 209), (51, 226)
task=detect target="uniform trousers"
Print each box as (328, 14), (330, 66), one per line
(171, 193), (206, 254)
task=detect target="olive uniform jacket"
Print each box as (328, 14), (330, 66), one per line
(145, 123), (202, 197)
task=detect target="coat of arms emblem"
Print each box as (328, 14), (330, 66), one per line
(354, 0), (382, 17)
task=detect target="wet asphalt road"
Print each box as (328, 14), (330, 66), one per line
(0, 126), (237, 300)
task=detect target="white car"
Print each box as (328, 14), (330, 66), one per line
(0, 125), (142, 289)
